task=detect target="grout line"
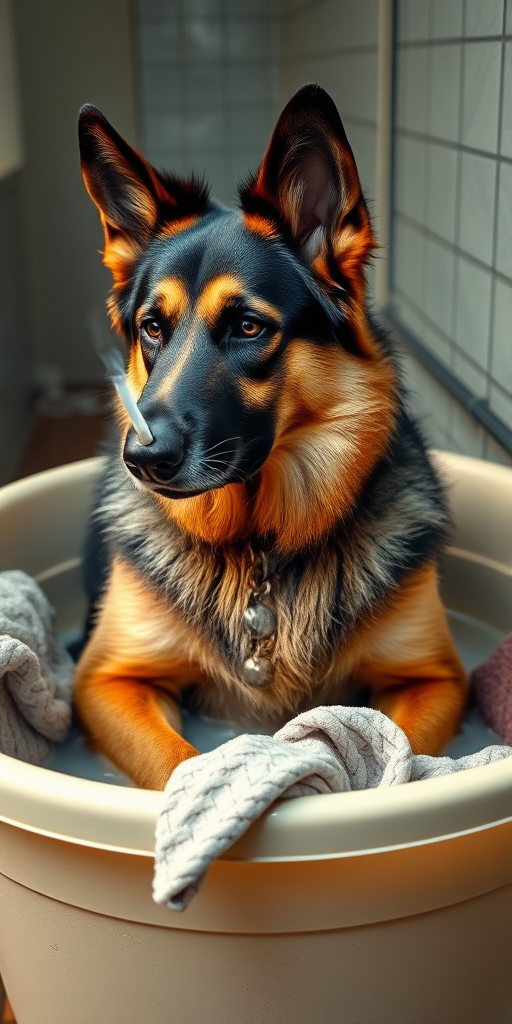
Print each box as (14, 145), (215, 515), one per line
(393, 211), (512, 287)
(392, 286), (512, 404)
(395, 126), (512, 167)
(486, 0), (509, 396)
(396, 34), (512, 47)
(386, 310), (512, 453)
(451, 0), (467, 374)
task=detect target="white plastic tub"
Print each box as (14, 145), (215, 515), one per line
(0, 452), (511, 1024)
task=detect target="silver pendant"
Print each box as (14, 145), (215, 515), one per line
(241, 655), (274, 688)
(242, 603), (277, 640)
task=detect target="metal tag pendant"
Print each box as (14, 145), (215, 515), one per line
(242, 603), (277, 640)
(241, 655), (275, 688)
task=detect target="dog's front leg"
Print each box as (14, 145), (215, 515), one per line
(74, 558), (205, 789)
(74, 669), (198, 789)
(353, 562), (468, 755)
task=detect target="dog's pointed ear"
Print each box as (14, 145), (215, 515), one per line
(239, 85), (375, 303)
(78, 105), (208, 286)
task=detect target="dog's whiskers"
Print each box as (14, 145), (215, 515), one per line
(203, 436), (241, 455)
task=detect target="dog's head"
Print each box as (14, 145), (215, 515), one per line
(79, 85), (396, 550)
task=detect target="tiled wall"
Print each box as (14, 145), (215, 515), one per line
(390, 0), (512, 466)
(281, 0), (380, 205)
(134, 0), (382, 234)
(134, 0), (282, 204)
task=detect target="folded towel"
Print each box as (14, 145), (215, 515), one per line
(472, 633), (512, 744)
(153, 704), (512, 911)
(0, 570), (74, 764)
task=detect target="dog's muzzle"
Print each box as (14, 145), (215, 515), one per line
(123, 419), (184, 486)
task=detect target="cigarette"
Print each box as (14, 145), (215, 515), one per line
(88, 311), (153, 446)
(111, 373), (153, 446)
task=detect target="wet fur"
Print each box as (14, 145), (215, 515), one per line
(75, 86), (467, 788)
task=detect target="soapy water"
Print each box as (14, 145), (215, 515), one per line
(45, 609), (505, 786)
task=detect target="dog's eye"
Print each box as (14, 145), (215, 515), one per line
(141, 319), (163, 342)
(239, 317), (264, 338)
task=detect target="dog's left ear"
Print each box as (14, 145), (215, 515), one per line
(239, 84), (375, 304)
(78, 105), (209, 288)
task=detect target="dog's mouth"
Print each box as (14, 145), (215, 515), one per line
(124, 463), (249, 499)
(136, 480), (220, 499)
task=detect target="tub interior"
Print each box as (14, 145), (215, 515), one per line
(45, 601), (506, 788)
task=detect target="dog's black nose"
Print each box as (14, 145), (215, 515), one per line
(123, 419), (184, 486)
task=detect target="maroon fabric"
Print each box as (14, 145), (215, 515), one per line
(472, 634), (512, 744)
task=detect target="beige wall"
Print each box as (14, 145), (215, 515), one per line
(12, 0), (138, 384)
(0, 0), (31, 483)
(0, 0), (23, 177)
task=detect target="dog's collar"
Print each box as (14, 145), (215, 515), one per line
(240, 546), (277, 688)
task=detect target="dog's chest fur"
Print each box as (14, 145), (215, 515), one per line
(93, 415), (449, 723)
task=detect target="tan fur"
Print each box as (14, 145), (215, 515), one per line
(75, 558), (466, 788)
(196, 274), (244, 327)
(252, 338), (396, 551)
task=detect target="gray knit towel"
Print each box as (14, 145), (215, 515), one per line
(154, 704), (512, 911)
(0, 570), (74, 764)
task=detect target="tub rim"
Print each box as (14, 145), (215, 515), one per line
(2, 748), (512, 860)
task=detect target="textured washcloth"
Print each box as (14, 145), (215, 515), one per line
(0, 570), (74, 764)
(472, 634), (512, 744)
(154, 704), (512, 911)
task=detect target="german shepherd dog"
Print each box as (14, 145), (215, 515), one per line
(75, 85), (467, 790)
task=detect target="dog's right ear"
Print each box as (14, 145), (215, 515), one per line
(78, 105), (208, 286)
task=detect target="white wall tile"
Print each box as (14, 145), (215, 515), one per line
(394, 298), (425, 340)
(431, 0), (463, 39)
(424, 237), (456, 335)
(145, 110), (184, 153)
(491, 278), (512, 390)
(425, 143), (458, 243)
(405, 361), (454, 446)
(183, 16), (226, 59)
(392, 219), (426, 309)
(139, 61), (183, 110)
(464, 0), (505, 37)
(496, 163), (512, 278)
(489, 386), (512, 427)
(227, 60), (276, 107)
(501, 41), (512, 158)
(429, 45), (461, 141)
(396, 46), (430, 133)
(486, 435), (512, 466)
(451, 402), (486, 456)
(184, 60), (224, 109)
(453, 349), (488, 395)
(139, 18), (179, 63)
(183, 109), (226, 152)
(462, 41), (502, 152)
(421, 321), (453, 366)
(458, 152), (497, 265)
(507, 3), (512, 34)
(228, 147), (261, 187)
(227, 16), (278, 60)
(227, 105), (275, 153)
(394, 135), (427, 224)
(342, 121), (377, 196)
(199, 153), (231, 203)
(454, 257), (492, 368)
